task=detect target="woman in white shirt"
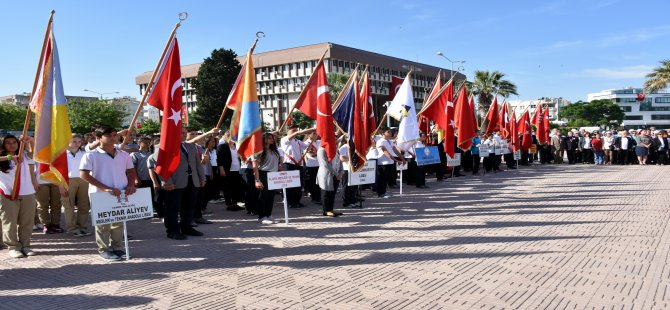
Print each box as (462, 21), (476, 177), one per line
(0, 135), (39, 258)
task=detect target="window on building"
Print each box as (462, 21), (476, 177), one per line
(623, 115), (643, 120)
(620, 106), (632, 112)
(651, 115), (670, 120)
(656, 97), (670, 103)
(640, 102), (670, 111)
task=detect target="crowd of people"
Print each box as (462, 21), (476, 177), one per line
(0, 123), (666, 261)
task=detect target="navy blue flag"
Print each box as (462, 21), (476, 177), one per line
(332, 73), (357, 135)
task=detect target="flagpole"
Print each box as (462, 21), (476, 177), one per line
(277, 48), (330, 133)
(12, 10), (54, 199)
(417, 73), (458, 116)
(214, 31), (266, 131)
(127, 12), (188, 134)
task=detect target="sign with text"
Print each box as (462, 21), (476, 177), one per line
(267, 170), (301, 190)
(478, 145), (490, 155)
(495, 146), (502, 155)
(396, 161), (408, 171)
(513, 150), (521, 160)
(447, 153), (461, 167)
(415, 146), (441, 166)
(530, 144), (537, 154)
(90, 188), (153, 226)
(349, 160), (376, 185)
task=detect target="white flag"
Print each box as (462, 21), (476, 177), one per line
(388, 74), (420, 150)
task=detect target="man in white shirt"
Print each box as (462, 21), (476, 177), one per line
(280, 126), (313, 208)
(375, 128), (405, 198)
(303, 132), (322, 205)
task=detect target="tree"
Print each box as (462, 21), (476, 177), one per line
(0, 104), (28, 130)
(558, 100), (624, 128)
(470, 70), (518, 114)
(645, 60), (670, 92)
(192, 48), (243, 129)
(136, 119), (161, 135)
(290, 111), (314, 129)
(68, 99), (127, 134)
(327, 72), (350, 101)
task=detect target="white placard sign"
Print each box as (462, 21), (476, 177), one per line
(513, 150), (521, 160)
(267, 170), (302, 190)
(90, 188), (153, 226)
(349, 160), (376, 185)
(478, 145), (489, 155)
(396, 161), (408, 171)
(494, 146), (502, 155)
(447, 153), (461, 167)
(502, 146), (511, 154)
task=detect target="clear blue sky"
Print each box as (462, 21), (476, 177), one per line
(1, 0), (669, 102)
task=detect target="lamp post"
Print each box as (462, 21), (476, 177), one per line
(83, 89), (119, 100)
(436, 52), (465, 79)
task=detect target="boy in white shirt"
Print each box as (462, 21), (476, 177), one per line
(80, 125), (137, 262)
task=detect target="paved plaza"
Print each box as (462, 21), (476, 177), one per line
(1, 164), (669, 309)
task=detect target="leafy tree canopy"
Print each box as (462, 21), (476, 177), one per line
(192, 48), (243, 129)
(68, 99), (127, 134)
(558, 99), (624, 128)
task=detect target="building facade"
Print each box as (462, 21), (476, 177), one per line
(508, 97), (571, 123)
(135, 42), (464, 129)
(587, 87), (670, 129)
(0, 93), (98, 106)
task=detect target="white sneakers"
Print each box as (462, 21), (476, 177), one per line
(259, 217), (277, 224)
(8, 249), (25, 258)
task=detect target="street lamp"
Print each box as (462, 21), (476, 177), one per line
(83, 89), (120, 100)
(436, 52), (465, 79)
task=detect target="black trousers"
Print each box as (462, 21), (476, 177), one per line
(258, 170), (275, 219)
(617, 149), (630, 165)
(222, 170), (244, 206)
(194, 177), (208, 218)
(472, 155), (480, 174)
(322, 178), (339, 213)
(567, 149), (576, 164)
(342, 172), (358, 205)
(209, 166), (222, 200)
(376, 164), (394, 196)
(412, 160), (425, 187)
(283, 163), (302, 205)
(163, 178), (198, 234)
(483, 154), (493, 172)
(240, 168), (259, 215)
(305, 166), (321, 203)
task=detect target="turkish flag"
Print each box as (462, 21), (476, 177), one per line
(388, 76), (404, 101)
(484, 96), (499, 135)
(517, 110), (532, 151)
(542, 105), (551, 144)
(469, 94), (478, 131)
(455, 85), (476, 151)
(293, 60), (336, 160)
(509, 110), (519, 152)
(354, 70), (373, 167)
(500, 100), (510, 139)
(534, 104), (546, 145)
(147, 37), (182, 180)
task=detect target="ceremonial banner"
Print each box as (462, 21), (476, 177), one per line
(414, 146), (441, 166)
(90, 188), (153, 226)
(349, 160), (376, 185)
(447, 154), (461, 167)
(267, 170), (301, 190)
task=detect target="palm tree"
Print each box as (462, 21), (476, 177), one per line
(327, 72), (351, 100)
(645, 60), (670, 93)
(470, 70), (518, 114)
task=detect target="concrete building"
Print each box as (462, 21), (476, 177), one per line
(587, 87), (670, 129)
(508, 97), (571, 122)
(135, 42), (465, 129)
(107, 96), (142, 127)
(0, 93), (97, 106)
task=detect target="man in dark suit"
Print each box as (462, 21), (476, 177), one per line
(614, 131), (635, 165)
(563, 131), (578, 164)
(652, 131), (668, 165)
(216, 134), (244, 211)
(155, 127), (206, 240)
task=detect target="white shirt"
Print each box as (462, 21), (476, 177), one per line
(80, 148), (133, 194)
(304, 140), (321, 167)
(229, 144), (240, 172)
(339, 144), (350, 171)
(603, 136), (613, 149)
(209, 149), (218, 167)
(376, 138), (397, 165)
(280, 137), (307, 165)
(583, 137), (591, 149)
(621, 137), (629, 150)
(67, 149), (85, 179)
(0, 152), (36, 196)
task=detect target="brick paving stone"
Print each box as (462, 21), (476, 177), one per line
(2, 164), (670, 309)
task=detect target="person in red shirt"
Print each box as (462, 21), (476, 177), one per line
(592, 133), (604, 165)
